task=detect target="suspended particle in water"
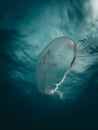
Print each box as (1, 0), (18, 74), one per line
(36, 37), (76, 98)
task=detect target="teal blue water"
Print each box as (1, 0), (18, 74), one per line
(0, 0), (98, 129)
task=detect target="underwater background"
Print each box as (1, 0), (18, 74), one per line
(0, 0), (98, 129)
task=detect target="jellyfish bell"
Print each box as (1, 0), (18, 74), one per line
(36, 37), (76, 99)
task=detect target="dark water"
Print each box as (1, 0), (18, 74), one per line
(0, 0), (98, 129)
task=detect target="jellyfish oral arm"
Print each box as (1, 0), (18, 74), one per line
(49, 66), (72, 94)
(49, 44), (76, 95)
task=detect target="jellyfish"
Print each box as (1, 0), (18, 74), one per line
(36, 37), (76, 98)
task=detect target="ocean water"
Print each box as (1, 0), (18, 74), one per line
(0, 0), (98, 129)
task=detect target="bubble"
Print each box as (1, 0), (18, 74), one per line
(36, 37), (76, 99)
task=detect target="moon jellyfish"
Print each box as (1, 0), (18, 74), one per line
(36, 37), (76, 99)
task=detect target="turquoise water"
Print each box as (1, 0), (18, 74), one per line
(0, 0), (98, 129)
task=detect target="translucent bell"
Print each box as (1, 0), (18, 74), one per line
(36, 37), (76, 98)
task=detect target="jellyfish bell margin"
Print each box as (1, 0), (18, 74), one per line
(36, 37), (77, 100)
